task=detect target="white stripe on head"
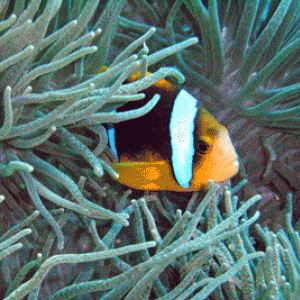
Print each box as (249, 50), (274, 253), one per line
(170, 89), (197, 189)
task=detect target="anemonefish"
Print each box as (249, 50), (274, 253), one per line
(105, 68), (239, 191)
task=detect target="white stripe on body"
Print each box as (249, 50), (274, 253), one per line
(108, 110), (119, 160)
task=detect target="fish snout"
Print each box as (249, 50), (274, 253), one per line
(208, 126), (239, 181)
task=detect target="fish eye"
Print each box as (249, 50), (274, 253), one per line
(194, 138), (210, 155)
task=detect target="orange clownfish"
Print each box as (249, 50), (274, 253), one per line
(107, 70), (239, 191)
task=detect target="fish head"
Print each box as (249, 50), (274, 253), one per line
(190, 108), (239, 189)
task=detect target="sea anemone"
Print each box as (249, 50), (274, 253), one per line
(1, 0), (300, 299)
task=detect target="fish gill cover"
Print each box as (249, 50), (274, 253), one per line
(0, 0), (299, 299)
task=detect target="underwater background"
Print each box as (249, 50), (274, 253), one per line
(0, 0), (299, 299)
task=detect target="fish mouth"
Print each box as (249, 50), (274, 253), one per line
(219, 159), (239, 179)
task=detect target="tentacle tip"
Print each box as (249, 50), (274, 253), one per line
(94, 167), (104, 177)
(190, 37), (199, 44)
(207, 179), (215, 189)
(91, 46), (98, 52)
(95, 28), (102, 35)
(57, 241), (65, 251)
(26, 228), (33, 234)
(24, 86), (33, 93)
(139, 198), (146, 205)
(121, 219), (130, 226)
(10, 14), (17, 21)
(177, 75), (185, 84)
(148, 241), (156, 247)
(121, 213), (130, 219)
(225, 189), (231, 196)
(176, 209), (182, 216)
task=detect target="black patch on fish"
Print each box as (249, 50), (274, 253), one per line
(114, 85), (178, 163)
